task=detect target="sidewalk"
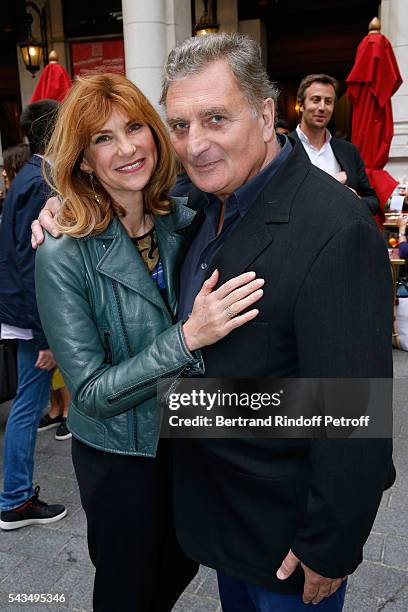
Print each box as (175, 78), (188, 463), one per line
(0, 350), (407, 611)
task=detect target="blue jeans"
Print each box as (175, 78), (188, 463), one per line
(0, 340), (51, 511)
(217, 571), (347, 612)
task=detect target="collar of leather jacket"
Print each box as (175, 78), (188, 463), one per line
(90, 196), (196, 242)
(88, 197), (195, 313)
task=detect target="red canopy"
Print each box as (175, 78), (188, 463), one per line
(346, 33), (402, 221)
(30, 62), (71, 103)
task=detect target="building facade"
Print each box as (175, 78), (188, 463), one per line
(2, 0), (407, 181)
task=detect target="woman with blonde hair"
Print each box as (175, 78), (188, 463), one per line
(35, 73), (263, 611)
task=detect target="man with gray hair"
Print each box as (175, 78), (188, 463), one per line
(32, 33), (393, 612)
(162, 33), (393, 612)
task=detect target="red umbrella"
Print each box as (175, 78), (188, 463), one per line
(30, 50), (71, 103)
(346, 18), (402, 223)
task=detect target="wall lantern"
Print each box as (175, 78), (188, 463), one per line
(19, 1), (48, 77)
(194, 0), (219, 36)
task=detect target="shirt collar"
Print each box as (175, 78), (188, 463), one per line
(204, 134), (292, 218)
(296, 125), (332, 148)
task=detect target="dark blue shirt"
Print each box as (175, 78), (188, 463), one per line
(178, 135), (292, 320)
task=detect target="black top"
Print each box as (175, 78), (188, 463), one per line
(130, 227), (167, 304)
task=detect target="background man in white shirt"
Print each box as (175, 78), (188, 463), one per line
(291, 74), (379, 214)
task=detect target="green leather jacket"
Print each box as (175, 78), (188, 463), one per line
(35, 199), (204, 457)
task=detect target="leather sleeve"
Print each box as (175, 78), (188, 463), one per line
(291, 218), (393, 577)
(35, 234), (204, 419)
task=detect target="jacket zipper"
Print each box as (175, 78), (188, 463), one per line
(111, 280), (132, 358)
(104, 331), (112, 364)
(107, 363), (191, 404)
(109, 279), (193, 404)
(110, 279), (137, 444)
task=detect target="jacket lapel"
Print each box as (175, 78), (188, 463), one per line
(95, 218), (166, 311)
(155, 198), (196, 315)
(329, 139), (348, 175)
(95, 204), (196, 315)
(207, 194), (274, 284)
(206, 140), (311, 283)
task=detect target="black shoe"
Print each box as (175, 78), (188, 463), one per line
(55, 418), (72, 441)
(38, 413), (63, 432)
(0, 486), (67, 530)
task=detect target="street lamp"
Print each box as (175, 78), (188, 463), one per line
(19, 1), (48, 77)
(194, 0), (219, 36)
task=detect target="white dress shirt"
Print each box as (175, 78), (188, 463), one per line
(296, 125), (341, 177)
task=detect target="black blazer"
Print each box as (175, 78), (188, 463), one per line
(173, 140), (394, 594)
(290, 130), (379, 215)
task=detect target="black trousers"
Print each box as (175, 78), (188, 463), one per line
(71, 437), (198, 612)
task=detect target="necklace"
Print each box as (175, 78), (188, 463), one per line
(127, 213), (154, 239)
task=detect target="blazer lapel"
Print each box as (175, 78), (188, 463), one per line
(206, 140), (311, 284)
(329, 139), (349, 175)
(207, 194), (274, 284)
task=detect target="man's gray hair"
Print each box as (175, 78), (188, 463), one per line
(161, 33), (279, 110)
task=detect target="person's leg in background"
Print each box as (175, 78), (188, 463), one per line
(218, 571), (347, 612)
(38, 368), (71, 440)
(0, 339), (66, 529)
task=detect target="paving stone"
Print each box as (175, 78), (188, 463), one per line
(52, 566), (94, 611)
(388, 486), (408, 511)
(53, 507), (88, 536)
(31, 474), (78, 510)
(34, 431), (72, 457)
(0, 589), (71, 612)
(392, 439), (408, 462)
(372, 507), (408, 538)
(0, 525), (42, 553)
(35, 453), (76, 478)
(0, 551), (26, 581)
(5, 527), (70, 562)
(379, 586), (408, 611)
(343, 587), (380, 611)
(383, 535), (408, 571)
(59, 535), (93, 568)
(393, 351), (408, 379)
(196, 568), (219, 599)
(173, 592), (221, 612)
(185, 565), (211, 594)
(364, 532), (385, 563)
(0, 595), (64, 612)
(0, 557), (69, 592)
(350, 561), (408, 600)
(379, 490), (391, 510)
(396, 422), (408, 438)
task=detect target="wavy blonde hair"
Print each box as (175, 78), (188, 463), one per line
(44, 73), (177, 237)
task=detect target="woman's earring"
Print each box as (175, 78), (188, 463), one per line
(89, 171), (101, 204)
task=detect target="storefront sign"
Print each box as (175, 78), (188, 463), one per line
(71, 39), (125, 76)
